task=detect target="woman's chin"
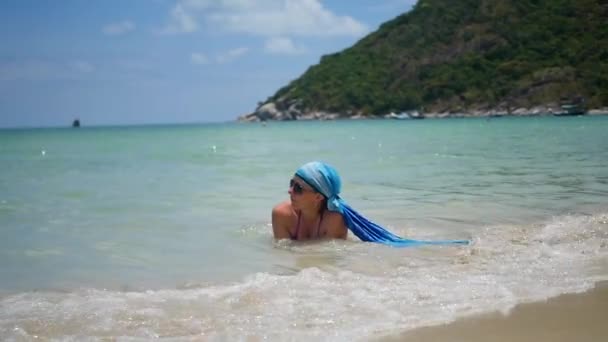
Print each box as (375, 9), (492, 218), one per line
(290, 199), (301, 210)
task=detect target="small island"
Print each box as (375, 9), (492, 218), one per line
(239, 0), (608, 122)
(72, 119), (80, 128)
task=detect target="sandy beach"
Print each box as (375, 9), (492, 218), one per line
(381, 281), (608, 342)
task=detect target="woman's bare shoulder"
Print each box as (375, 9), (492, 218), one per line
(271, 200), (296, 239)
(323, 210), (344, 222)
(322, 210), (348, 239)
(272, 200), (294, 217)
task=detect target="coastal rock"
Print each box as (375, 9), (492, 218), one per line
(238, 100), (346, 121)
(237, 101), (294, 121)
(256, 102), (279, 121)
(588, 108), (608, 115)
(237, 112), (260, 122)
(237, 100), (604, 122)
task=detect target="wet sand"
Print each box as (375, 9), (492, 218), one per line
(381, 281), (608, 342)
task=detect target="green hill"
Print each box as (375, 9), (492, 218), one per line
(241, 0), (608, 120)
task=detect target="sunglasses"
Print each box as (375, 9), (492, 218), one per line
(289, 179), (310, 195)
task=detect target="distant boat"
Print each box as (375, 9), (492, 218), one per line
(408, 111), (424, 119)
(386, 111), (424, 120)
(72, 119), (80, 127)
(555, 96), (586, 116)
(387, 112), (411, 119)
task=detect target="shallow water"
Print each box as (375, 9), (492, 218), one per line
(1, 116), (607, 340)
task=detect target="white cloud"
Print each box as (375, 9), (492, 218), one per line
(264, 37), (305, 55)
(189, 48), (250, 66)
(161, 0), (368, 37)
(216, 47), (249, 64)
(191, 52), (210, 65)
(161, 4), (198, 34)
(102, 20), (136, 35)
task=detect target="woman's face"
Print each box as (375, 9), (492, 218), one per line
(288, 176), (322, 210)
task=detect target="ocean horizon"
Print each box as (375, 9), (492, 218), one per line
(1, 115), (607, 340)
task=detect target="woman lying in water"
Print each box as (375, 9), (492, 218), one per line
(272, 161), (469, 247)
(272, 171), (348, 241)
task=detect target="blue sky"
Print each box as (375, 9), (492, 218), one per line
(0, 0), (416, 128)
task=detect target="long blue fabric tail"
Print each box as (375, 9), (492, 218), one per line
(295, 161), (469, 247)
(341, 203), (470, 247)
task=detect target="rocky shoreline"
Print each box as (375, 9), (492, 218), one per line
(237, 102), (608, 122)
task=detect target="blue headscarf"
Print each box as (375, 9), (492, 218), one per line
(295, 161), (469, 247)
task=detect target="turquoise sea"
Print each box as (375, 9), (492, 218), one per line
(1, 116), (607, 340)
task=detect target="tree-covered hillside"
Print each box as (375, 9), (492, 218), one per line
(255, 0), (608, 118)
